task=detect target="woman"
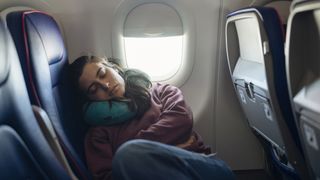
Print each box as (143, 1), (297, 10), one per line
(69, 55), (234, 180)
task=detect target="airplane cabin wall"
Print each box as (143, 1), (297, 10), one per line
(0, 0), (284, 171)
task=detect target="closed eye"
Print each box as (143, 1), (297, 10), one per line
(86, 67), (105, 95)
(99, 68), (107, 79)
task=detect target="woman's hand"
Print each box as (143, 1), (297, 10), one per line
(176, 134), (196, 148)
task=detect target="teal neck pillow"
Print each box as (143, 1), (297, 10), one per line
(83, 100), (137, 126)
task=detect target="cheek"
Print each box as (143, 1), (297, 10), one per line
(116, 74), (125, 86)
(118, 85), (126, 96)
(112, 77), (125, 97)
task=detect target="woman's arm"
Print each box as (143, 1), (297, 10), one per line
(85, 128), (113, 180)
(135, 84), (193, 145)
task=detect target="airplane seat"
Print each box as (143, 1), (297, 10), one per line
(0, 14), (70, 179)
(5, 10), (91, 179)
(286, 1), (320, 179)
(226, 6), (309, 180)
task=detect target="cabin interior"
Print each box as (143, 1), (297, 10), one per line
(0, 0), (319, 179)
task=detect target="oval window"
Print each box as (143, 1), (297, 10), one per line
(124, 3), (183, 81)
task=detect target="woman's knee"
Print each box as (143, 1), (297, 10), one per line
(117, 139), (155, 155)
(113, 140), (156, 167)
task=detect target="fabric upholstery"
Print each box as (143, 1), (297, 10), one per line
(7, 10), (90, 179)
(0, 17), (69, 179)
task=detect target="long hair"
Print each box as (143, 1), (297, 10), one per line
(68, 55), (152, 118)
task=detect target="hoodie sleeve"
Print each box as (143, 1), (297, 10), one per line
(135, 83), (193, 145)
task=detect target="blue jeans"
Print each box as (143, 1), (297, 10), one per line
(112, 139), (235, 180)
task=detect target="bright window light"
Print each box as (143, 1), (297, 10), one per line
(124, 36), (183, 81)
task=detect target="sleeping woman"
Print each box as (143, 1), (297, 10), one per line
(68, 55), (234, 180)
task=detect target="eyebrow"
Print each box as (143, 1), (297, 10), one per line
(86, 67), (102, 94)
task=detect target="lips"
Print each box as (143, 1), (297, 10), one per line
(109, 84), (119, 96)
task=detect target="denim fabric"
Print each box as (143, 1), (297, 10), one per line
(112, 139), (235, 180)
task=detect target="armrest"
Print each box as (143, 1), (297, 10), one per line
(32, 105), (78, 180)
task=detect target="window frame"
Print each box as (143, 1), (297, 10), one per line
(112, 0), (195, 86)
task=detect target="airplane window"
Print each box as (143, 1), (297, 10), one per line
(123, 3), (183, 81)
(124, 36), (182, 81)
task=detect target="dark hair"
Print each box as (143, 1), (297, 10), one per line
(68, 55), (152, 118)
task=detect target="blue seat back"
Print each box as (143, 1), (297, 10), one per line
(286, 1), (320, 179)
(0, 14), (69, 179)
(6, 10), (90, 179)
(226, 7), (309, 179)
(256, 7), (302, 153)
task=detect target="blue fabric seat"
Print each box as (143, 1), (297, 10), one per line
(226, 7), (309, 180)
(6, 10), (91, 179)
(0, 15), (69, 179)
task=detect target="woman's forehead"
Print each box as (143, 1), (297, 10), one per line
(79, 62), (102, 89)
(83, 62), (102, 76)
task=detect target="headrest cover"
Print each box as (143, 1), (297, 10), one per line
(24, 12), (65, 65)
(0, 20), (9, 84)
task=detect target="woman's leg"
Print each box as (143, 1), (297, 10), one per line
(112, 139), (235, 180)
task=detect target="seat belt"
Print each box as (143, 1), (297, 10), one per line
(32, 105), (78, 180)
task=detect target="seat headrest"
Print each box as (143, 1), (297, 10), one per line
(6, 10), (68, 87)
(23, 11), (66, 65)
(0, 20), (10, 84)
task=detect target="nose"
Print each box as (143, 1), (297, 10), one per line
(101, 82), (110, 90)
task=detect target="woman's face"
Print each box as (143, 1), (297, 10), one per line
(78, 62), (125, 101)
